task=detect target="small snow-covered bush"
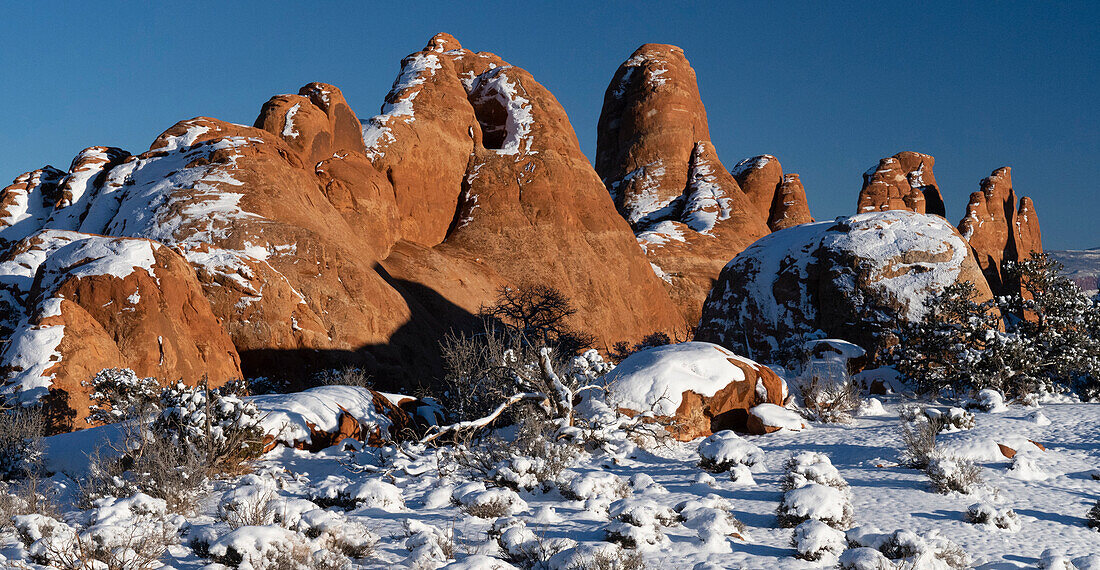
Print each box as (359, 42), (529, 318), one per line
(494, 519), (574, 567)
(603, 519), (664, 549)
(310, 476), (405, 511)
(782, 452), (848, 491)
(791, 519), (846, 561)
(603, 498), (677, 550)
(926, 457), (983, 495)
(798, 376), (859, 424)
(0, 404), (45, 480)
(400, 519), (456, 569)
(1088, 500), (1100, 531)
(925, 407), (975, 432)
(898, 413), (942, 469)
(609, 498), (679, 528)
(697, 431), (764, 473)
(967, 388), (1008, 413)
(1038, 549), (1079, 570)
(208, 525), (332, 570)
(86, 368), (160, 426)
(219, 486), (277, 529)
(456, 487), (526, 519)
(559, 472), (630, 502)
(675, 496), (748, 544)
(777, 483), (854, 529)
(155, 379), (265, 473)
(837, 547), (894, 570)
(17, 494), (180, 570)
(547, 541), (645, 570)
(848, 527), (969, 569)
(966, 502), (1021, 531)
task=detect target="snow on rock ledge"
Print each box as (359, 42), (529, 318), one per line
(698, 210), (995, 361)
(603, 342), (790, 439)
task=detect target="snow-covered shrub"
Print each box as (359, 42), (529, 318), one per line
(219, 485), (277, 529)
(208, 525), (334, 570)
(697, 431), (764, 473)
(675, 496), (748, 544)
(603, 497), (678, 549)
(798, 374), (860, 424)
(0, 404), (45, 480)
(309, 476), (404, 511)
(966, 502), (1021, 531)
(898, 412), (942, 469)
(154, 380), (265, 472)
(782, 452), (848, 491)
(609, 498), (679, 528)
(80, 424), (207, 514)
(926, 457), (983, 495)
(777, 483), (854, 529)
(1088, 500), (1100, 531)
(470, 421), (582, 491)
(966, 388), (1008, 413)
(837, 547), (895, 570)
(777, 450), (853, 530)
(400, 519), (456, 569)
(791, 519), (846, 561)
(1038, 549), (1078, 570)
(924, 407), (975, 432)
(728, 464), (756, 486)
(86, 368), (160, 426)
(546, 541), (644, 570)
(494, 519), (574, 567)
(17, 494), (180, 570)
(558, 472), (630, 502)
(456, 487), (527, 519)
(848, 527), (969, 569)
(603, 518), (665, 549)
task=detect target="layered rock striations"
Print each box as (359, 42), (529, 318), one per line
(0, 34), (686, 425)
(595, 44), (812, 323)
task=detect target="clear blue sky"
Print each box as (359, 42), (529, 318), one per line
(2, 1), (1096, 248)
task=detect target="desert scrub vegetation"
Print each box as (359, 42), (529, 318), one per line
(80, 370), (266, 514)
(1087, 500), (1100, 531)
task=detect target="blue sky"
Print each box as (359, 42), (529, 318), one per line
(2, 1), (1096, 248)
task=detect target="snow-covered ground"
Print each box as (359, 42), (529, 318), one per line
(5, 398), (1100, 569)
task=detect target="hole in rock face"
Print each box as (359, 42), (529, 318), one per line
(472, 95), (508, 150)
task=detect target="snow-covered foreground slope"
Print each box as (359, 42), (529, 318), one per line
(9, 400), (1100, 568)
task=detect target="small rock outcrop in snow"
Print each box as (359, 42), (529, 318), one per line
(603, 342), (789, 438)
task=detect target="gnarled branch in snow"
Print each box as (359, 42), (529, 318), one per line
(419, 392), (547, 445)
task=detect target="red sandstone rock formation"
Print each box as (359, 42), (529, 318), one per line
(0, 231), (240, 428)
(857, 152), (946, 218)
(958, 167), (1043, 295)
(698, 210), (995, 361)
(1, 34), (687, 427)
(595, 44), (789, 323)
(731, 155), (815, 232)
